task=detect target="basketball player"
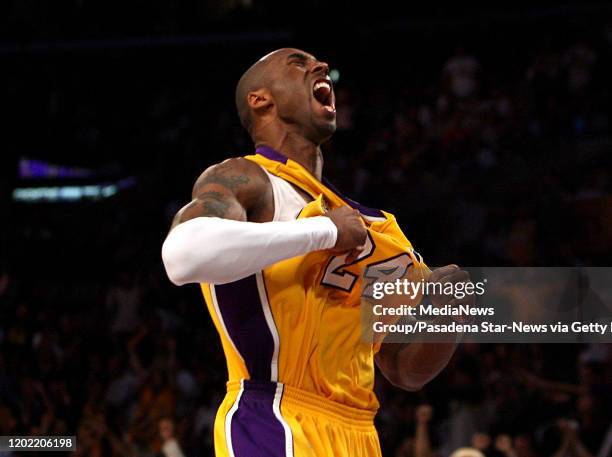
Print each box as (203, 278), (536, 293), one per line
(162, 48), (473, 457)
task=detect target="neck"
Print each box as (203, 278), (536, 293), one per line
(253, 127), (324, 180)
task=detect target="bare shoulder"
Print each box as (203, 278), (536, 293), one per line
(192, 157), (269, 200)
(169, 157), (272, 229)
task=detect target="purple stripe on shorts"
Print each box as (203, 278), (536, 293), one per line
(214, 275), (275, 381)
(231, 381), (288, 457)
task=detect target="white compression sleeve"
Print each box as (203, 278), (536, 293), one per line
(161, 216), (338, 286)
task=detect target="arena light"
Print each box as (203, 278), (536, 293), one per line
(19, 157), (94, 179)
(330, 69), (340, 83)
(12, 177), (135, 203)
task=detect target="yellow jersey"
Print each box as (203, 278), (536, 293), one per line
(200, 145), (427, 413)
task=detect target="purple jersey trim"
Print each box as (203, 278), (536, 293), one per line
(256, 145), (288, 164)
(230, 381), (289, 457)
(255, 145), (385, 218)
(322, 177), (385, 218)
(214, 275), (275, 381)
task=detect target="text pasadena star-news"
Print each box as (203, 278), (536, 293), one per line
(373, 321), (611, 335)
(372, 304), (494, 317)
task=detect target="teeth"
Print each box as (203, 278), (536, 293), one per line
(314, 81), (331, 91)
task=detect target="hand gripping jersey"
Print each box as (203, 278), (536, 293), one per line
(200, 146), (429, 457)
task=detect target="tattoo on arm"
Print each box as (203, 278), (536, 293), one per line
(196, 190), (230, 218)
(193, 166), (251, 197)
(169, 158), (262, 230)
(170, 190), (233, 230)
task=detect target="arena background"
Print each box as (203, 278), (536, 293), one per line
(1, 1), (612, 456)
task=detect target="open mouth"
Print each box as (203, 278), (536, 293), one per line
(312, 78), (335, 113)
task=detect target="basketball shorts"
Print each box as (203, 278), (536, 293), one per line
(214, 380), (382, 457)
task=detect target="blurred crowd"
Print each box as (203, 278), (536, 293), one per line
(2, 13), (612, 457)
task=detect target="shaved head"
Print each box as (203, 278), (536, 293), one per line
(235, 56), (273, 133)
(234, 48), (336, 143)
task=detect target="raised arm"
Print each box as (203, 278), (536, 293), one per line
(162, 157), (367, 286)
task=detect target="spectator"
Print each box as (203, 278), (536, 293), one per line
(443, 46), (481, 99)
(159, 417), (186, 457)
(450, 447), (486, 457)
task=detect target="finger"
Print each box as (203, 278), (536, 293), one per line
(346, 245), (365, 263)
(428, 264), (459, 282)
(358, 231), (368, 246)
(431, 293), (453, 307)
(438, 269), (470, 285)
(356, 212), (367, 228)
(352, 241), (367, 257)
(429, 271), (469, 292)
(448, 293), (476, 309)
(429, 271), (472, 306)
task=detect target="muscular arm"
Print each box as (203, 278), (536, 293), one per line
(161, 158), (347, 286)
(171, 157), (268, 227)
(375, 265), (469, 391)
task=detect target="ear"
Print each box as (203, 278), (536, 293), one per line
(247, 88), (273, 112)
